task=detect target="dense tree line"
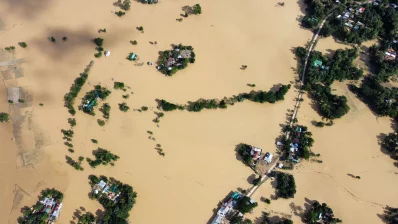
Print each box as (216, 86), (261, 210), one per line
(351, 77), (398, 161)
(369, 44), (398, 82)
(18, 189), (64, 224)
(304, 201), (342, 224)
(381, 132), (398, 159)
(308, 84), (350, 119)
(64, 62), (93, 115)
(304, 48), (362, 85)
(88, 175), (137, 224)
(158, 84), (291, 112)
(296, 48), (361, 119)
(353, 77), (398, 117)
(269, 171), (296, 198)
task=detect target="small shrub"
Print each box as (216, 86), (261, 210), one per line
(115, 11), (126, 17)
(192, 4), (202, 14)
(62, 37), (68, 41)
(5, 46), (15, 51)
(131, 40), (138, 45)
(93, 38), (103, 47)
(18, 42), (27, 48)
(122, 94), (129, 99)
(119, 103), (130, 112)
(265, 198), (271, 204)
(94, 52), (102, 58)
(100, 103), (111, 119)
(141, 106), (149, 111)
(68, 148), (75, 153)
(18, 99), (25, 103)
(0, 112), (10, 122)
(91, 139), (98, 144)
(247, 84), (256, 87)
(49, 37), (56, 43)
(136, 26), (144, 32)
(314, 121), (325, 127)
(39, 103), (44, 106)
(97, 119), (105, 126)
(114, 82), (125, 89)
(120, 0), (131, 10)
(355, 176), (361, 179)
(78, 156), (85, 162)
(97, 47), (104, 51)
(147, 131), (153, 135)
(68, 118), (76, 127)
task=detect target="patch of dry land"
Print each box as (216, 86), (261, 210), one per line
(246, 38), (398, 223)
(0, 0), (313, 223)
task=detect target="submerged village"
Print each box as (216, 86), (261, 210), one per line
(0, 0), (398, 223)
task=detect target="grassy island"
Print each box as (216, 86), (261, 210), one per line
(88, 175), (137, 224)
(156, 44), (196, 76)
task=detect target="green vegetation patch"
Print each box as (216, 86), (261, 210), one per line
(18, 42), (27, 48)
(66, 155), (84, 170)
(304, 201), (342, 224)
(269, 171), (296, 199)
(0, 112), (10, 122)
(87, 148), (119, 168)
(100, 103), (111, 119)
(119, 102), (130, 112)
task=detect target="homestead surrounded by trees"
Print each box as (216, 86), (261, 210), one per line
(88, 175), (137, 224)
(18, 189), (64, 224)
(156, 44), (196, 76)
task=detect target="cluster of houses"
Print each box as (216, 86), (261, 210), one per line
(385, 48), (397, 61)
(31, 197), (63, 223)
(249, 146), (273, 164)
(92, 180), (121, 202)
(210, 192), (257, 224)
(336, 6), (366, 31)
(157, 48), (192, 72)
